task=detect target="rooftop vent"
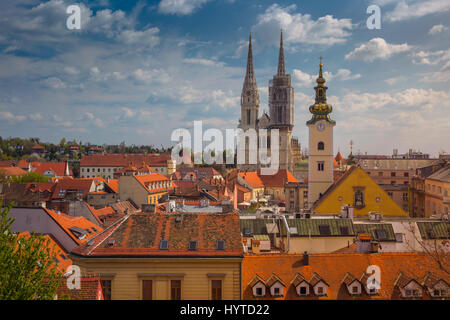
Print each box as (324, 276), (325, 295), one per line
(188, 240), (198, 251)
(108, 240), (115, 247)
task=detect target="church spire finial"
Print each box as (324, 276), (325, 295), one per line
(246, 32), (254, 79)
(277, 29), (285, 76)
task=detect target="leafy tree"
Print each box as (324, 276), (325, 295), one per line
(11, 172), (50, 183)
(0, 200), (63, 300)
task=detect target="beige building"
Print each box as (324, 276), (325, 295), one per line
(70, 213), (243, 300)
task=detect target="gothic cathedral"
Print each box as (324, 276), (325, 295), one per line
(238, 31), (294, 173)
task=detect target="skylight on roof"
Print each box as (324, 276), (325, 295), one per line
(159, 240), (169, 250)
(216, 240), (225, 250)
(375, 229), (387, 240)
(318, 225), (331, 236)
(243, 228), (252, 236)
(188, 240), (198, 251)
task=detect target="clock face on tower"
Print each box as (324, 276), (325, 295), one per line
(317, 122), (325, 132)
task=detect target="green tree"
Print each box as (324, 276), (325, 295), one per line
(0, 200), (63, 300)
(11, 172), (50, 183)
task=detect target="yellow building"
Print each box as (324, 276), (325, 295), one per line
(424, 165), (450, 216)
(118, 173), (175, 207)
(70, 213), (243, 300)
(313, 166), (408, 218)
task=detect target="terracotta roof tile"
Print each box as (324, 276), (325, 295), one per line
(57, 275), (103, 300)
(71, 213), (243, 257)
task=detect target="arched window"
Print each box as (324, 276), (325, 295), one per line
(318, 141), (325, 150)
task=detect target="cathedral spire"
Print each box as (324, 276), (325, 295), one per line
(277, 29), (285, 76)
(243, 32), (257, 90)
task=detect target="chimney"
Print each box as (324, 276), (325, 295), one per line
(252, 239), (260, 255)
(303, 251), (309, 265)
(233, 182), (238, 210)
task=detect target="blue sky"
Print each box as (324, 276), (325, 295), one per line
(0, 0), (449, 157)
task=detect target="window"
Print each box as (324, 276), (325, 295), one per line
(340, 226), (349, 235)
(159, 240), (169, 250)
(216, 240), (225, 250)
(318, 225), (331, 236)
(171, 280), (181, 300)
(101, 280), (112, 300)
(402, 193), (408, 201)
(98, 168), (100, 172)
(388, 192), (393, 197)
(303, 191), (308, 198)
(142, 280), (152, 300)
(299, 286), (307, 295)
(438, 187), (442, 194)
(255, 287), (263, 296)
(277, 106), (282, 123)
(354, 190), (365, 208)
(188, 240), (198, 251)
(378, 172), (383, 177)
(247, 109), (251, 125)
(404, 172), (409, 177)
(318, 142), (324, 150)
(391, 172), (396, 177)
(352, 286), (358, 293)
(211, 280), (222, 300)
(317, 286), (324, 294)
(317, 161), (324, 171)
(273, 287), (280, 296)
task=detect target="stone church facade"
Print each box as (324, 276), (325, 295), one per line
(238, 31), (294, 173)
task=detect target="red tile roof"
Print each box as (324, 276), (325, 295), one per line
(17, 232), (72, 273)
(80, 153), (171, 167)
(239, 169), (298, 188)
(31, 162), (69, 177)
(0, 166), (27, 176)
(242, 253), (450, 300)
(71, 213), (243, 257)
(43, 208), (103, 245)
(52, 179), (94, 199)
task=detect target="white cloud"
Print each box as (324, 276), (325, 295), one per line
(132, 68), (171, 83)
(0, 111), (26, 122)
(333, 88), (450, 114)
(428, 24), (449, 35)
(158, 0), (211, 15)
(44, 77), (66, 89)
(386, 0), (450, 22)
(253, 4), (353, 47)
(345, 38), (411, 62)
(293, 68), (360, 87)
(182, 58), (225, 67)
(385, 76), (406, 85)
(412, 49), (450, 65)
(29, 113), (43, 121)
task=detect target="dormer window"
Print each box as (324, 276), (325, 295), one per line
(249, 275), (266, 298)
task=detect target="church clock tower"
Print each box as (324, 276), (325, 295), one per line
(307, 58), (335, 208)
